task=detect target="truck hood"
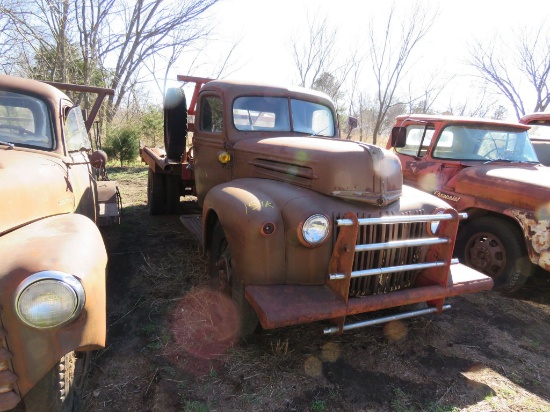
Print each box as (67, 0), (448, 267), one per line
(0, 149), (74, 235)
(453, 164), (550, 210)
(233, 137), (402, 206)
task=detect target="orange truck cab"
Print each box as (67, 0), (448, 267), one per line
(388, 114), (550, 292)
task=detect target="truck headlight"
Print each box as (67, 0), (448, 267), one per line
(14, 271), (85, 329)
(301, 214), (330, 246)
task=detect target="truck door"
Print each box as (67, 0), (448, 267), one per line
(392, 125), (443, 191)
(193, 93), (229, 206)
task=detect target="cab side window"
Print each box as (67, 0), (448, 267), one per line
(200, 96), (223, 133)
(395, 126), (435, 157)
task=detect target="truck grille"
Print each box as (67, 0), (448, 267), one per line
(348, 211), (425, 296)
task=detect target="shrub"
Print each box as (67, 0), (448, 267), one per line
(104, 125), (140, 166)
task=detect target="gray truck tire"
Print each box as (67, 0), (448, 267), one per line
(21, 351), (89, 412)
(163, 88), (187, 160)
(209, 222), (259, 337)
(457, 216), (531, 292)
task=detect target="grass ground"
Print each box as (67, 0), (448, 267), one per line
(84, 163), (550, 412)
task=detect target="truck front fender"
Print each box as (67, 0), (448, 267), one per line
(0, 214), (107, 396)
(203, 180), (287, 285)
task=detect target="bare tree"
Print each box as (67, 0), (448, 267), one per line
(468, 25), (550, 119)
(288, 10), (355, 111)
(0, 0), (220, 121)
(368, 3), (438, 145)
(290, 13), (336, 89)
(445, 83), (508, 119)
(404, 71), (453, 114)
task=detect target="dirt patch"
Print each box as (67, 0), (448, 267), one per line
(84, 165), (550, 412)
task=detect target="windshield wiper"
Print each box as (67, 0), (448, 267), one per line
(310, 126), (330, 137)
(0, 140), (15, 149)
(483, 158), (538, 165)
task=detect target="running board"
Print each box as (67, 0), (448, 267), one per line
(323, 304), (451, 334)
(179, 214), (202, 243)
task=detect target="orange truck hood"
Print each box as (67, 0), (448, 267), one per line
(453, 164), (550, 210)
(0, 149), (74, 235)
(233, 136), (403, 206)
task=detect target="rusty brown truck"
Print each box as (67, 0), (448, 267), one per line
(140, 76), (492, 338)
(0, 74), (119, 411)
(387, 114), (550, 292)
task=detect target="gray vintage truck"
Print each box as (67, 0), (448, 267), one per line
(0, 74), (119, 411)
(140, 76), (493, 339)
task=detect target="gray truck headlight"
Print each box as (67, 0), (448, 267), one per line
(301, 214), (330, 246)
(14, 271), (85, 328)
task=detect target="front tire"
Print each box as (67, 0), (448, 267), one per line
(22, 351), (90, 412)
(209, 222), (259, 337)
(456, 216), (532, 292)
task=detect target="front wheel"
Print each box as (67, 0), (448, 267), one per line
(209, 222), (259, 337)
(456, 216), (532, 292)
(21, 351), (90, 412)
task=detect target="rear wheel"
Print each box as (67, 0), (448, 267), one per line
(165, 174), (181, 214)
(456, 216), (532, 292)
(147, 169), (166, 215)
(209, 222), (259, 337)
(22, 351), (90, 412)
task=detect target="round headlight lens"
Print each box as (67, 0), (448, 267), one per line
(15, 272), (84, 328)
(302, 214), (330, 246)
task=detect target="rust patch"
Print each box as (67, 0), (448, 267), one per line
(508, 208), (550, 270)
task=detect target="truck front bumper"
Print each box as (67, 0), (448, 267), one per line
(246, 263), (492, 333)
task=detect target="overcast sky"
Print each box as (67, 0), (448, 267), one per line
(165, 0), (549, 117)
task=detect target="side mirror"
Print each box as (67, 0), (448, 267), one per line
(347, 116), (358, 130)
(390, 127), (407, 148)
(89, 150), (108, 169)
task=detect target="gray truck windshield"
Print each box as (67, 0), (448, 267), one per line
(233, 96), (335, 136)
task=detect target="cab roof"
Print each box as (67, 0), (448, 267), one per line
(0, 73), (71, 103)
(395, 114), (530, 130)
(200, 79), (334, 107)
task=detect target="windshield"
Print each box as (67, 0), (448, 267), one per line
(232, 96), (335, 137)
(65, 106), (92, 152)
(527, 124), (550, 141)
(432, 125), (538, 163)
(0, 91), (54, 149)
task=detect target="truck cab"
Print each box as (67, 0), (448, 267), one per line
(387, 114), (550, 292)
(141, 78), (492, 340)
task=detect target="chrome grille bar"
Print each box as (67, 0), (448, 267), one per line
(324, 304), (452, 334)
(330, 258), (459, 280)
(355, 237), (449, 252)
(337, 212), (467, 226)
